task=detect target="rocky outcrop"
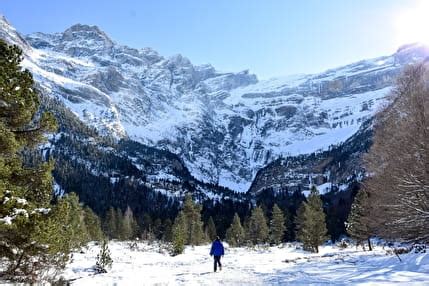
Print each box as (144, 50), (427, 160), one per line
(249, 119), (373, 196)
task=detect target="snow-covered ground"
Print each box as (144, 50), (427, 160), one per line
(62, 241), (429, 285)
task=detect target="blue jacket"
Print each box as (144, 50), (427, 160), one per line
(210, 239), (224, 256)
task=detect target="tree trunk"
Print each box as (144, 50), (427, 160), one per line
(367, 237), (372, 251)
(9, 250), (25, 275)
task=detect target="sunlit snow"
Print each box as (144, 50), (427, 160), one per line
(63, 241), (429, 285)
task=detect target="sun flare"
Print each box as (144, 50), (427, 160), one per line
(395, 0), (429, 46)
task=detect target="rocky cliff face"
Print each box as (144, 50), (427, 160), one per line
(248, 119), (373, 196)
(1, 15), (428, 192)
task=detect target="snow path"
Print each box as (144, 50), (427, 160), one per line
(63, 242), (429, 285)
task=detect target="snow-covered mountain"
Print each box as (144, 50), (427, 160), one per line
(2, 15), (428, 192)
(249, 118), (373, 196)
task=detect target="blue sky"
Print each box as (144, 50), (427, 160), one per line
(0, 0), (418, 79)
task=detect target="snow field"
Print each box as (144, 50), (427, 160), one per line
(63, 241), (429, 285)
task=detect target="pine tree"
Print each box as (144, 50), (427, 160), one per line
(171, 211), (187, 255)
(95, 240), (113, 273)
(295, 203), (309, 249)
(226, 213), (245, 247)
(295, 186), (328, 253)
(269, 204), (286, 245)
(141, 213), (153, 239)
(104, 207), (118, 239)
(0, 40), (71, 281)
(246, 206), (269, 245)
(115, 208), (124, 239)
(153, 218), (162, 240)
(162, 218), (173, 242)
(48, 193), (87, 250)
(206, 216), (217, 241)
(29, 192), (89, 277)
(119, 206), (138, 240)
(82, 206), (103, 242)
(182, 194), (204, 245)
(347, 189), (373, 250)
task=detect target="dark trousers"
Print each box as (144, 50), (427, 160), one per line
(213, 255), (222, 272)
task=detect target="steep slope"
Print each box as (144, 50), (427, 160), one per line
(249, 119), (373, 196)
(2, 15), (428, 192)
(248, 120), (374, 240)
(32, 95), (247, 221)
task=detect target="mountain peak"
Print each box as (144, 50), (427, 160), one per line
(0, 15), (30, 50)
(61, 23), (113, 44)
(65, 24), (106, 35)
(58, 23), (114, 56)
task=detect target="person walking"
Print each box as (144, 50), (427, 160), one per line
(209, 236), (224, 272)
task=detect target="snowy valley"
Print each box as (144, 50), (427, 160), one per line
(1, 7), (429, 285)
(0, 0), (429, 286)
(64, 241), (429, 285)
